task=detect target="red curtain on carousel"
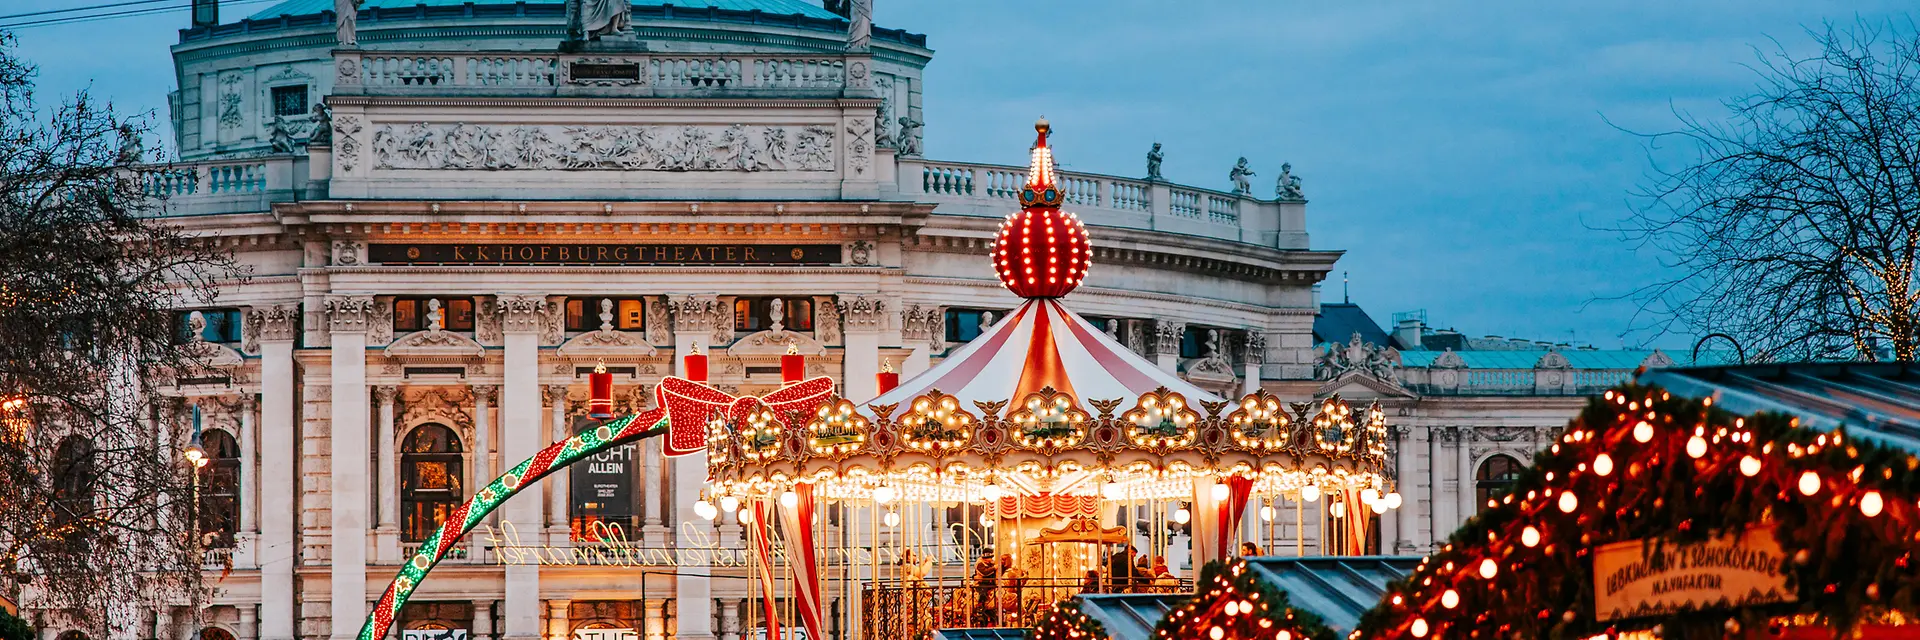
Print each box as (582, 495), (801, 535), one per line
(1191, 476), (1255, 568)
(776, 483), (826, 640)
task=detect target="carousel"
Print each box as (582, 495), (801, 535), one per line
(355, 121), (1401, 640)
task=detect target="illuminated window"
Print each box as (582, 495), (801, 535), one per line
(52, 437), (95, 530)
(1476, 454), (1524, 512)
(565, 297), (647, 332)
(394, 298), (474, 332)
(401, 424), (464, 542)
(732, 297), (815, 332)
(198, 430), (241, 549)
(174, 309), (243, 344)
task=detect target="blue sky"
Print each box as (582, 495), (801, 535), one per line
(8, 1), (1913, 349)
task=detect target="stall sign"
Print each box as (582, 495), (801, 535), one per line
(403, 631), (467, 640)
(1593, 526), (1795, 621)
(573, 629), (639, 640)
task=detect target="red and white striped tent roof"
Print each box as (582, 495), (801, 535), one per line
(865, 298), (1222, 411)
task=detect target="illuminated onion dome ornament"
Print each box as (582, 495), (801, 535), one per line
(994, 118), (1092, 299)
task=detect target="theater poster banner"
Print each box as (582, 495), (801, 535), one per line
(1593, 526), (1795, 621)
(403, 631), (467, 640)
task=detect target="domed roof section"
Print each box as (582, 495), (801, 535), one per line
(250, 0), (841, 21)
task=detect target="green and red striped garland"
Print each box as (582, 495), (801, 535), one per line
(357, 409), (667, 640)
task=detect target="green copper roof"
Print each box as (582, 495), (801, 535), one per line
(250, 0), (841, 21)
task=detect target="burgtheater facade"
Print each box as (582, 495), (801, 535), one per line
(50, 2), (1664, 640)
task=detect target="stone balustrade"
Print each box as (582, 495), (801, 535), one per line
(139, 156), (299, 216)
(897, 158), (1306, 249)
(339, 50), (859, 97)
(1395, 366), (1638, 396)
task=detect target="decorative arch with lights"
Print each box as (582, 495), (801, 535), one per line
(1353, 384), (1920, 640)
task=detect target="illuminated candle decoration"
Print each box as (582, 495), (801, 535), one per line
(684, 341), (708, 382)
(587, 359), (614, 420)
(782, 343), (805, 384)
(876, 359), (900, 395)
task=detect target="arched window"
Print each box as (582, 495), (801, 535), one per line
(199, 430), (242, 549)
(1476, 454), (1524, 512)
(200, 627), (237, 640)
(52, 437), (96, 531)
(402, 424), (464, 542)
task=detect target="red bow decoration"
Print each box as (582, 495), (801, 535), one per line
(656, 376), (838, 457)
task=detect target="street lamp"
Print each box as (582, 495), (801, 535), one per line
(183, 404), (209, 568)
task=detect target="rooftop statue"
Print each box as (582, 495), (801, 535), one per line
(576, 0), (632, 41)
(1228, 157), (1255, 195)
(847, 0), (873, 52)
(894, 116), (923, 157)
(269, 116), (295, 153)
(334, 0), (359, 47)
(1275, 162), (1304, 200)
(307, 104), (334, 146)
(1145, 142), (1164, 181)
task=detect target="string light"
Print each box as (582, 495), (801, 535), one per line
(1301, 485), (1321, 503)
(1558, 492), (1578, 513)
(1633, 420), (1654, 442)
(1862, 490), (1884, 517)
(1799, 471), (1821, 496)
(1478, 558), (1498, 579)
(1740, 455), (1762, 476)
(1441, 589), (1459, 609)
(1594, 453), (1614, 476)
(1686, 434), (1708, 458)
(1174, 508), (1191, 524)
(1521, 526), (1541, 547)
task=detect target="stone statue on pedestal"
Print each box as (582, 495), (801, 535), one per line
(1145, 142), (1164, 180)
(1228, 157), (1255, 195)
(574, 0), (631, 41)
(846, 0), (873, 52)
(1275, 162), (1304, 200)
(895, 116), (923, 157)
(334, 0), (359, 47)
(307, 104), (333, 146)
(269, 116), (295, 153)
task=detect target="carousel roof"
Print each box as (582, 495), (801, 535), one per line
(865, 298), (1222, 410)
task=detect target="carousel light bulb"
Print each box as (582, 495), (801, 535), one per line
(1384, 493), (1403, 509)
(1361, 488), (1380, 505)
(721, 496), (740, 513)
(1686, 435), (1708, 458)
(738, 509), (754, 525)
(980, 513), (994, 527)
(1208, 627), (1223, 640)
(1478, 558), (1498, 579)
(1440, 589), (1459, 609)
(1739, 455), (1763, 476)
(780, 491), (799, 509)
(1330, 501), (1346, 518)
(1522, 526), (1541, 547)
(1300, 485), (1320, 503)
(1211, 483), (1230, 501)
(884, 511), (900, 528)
(694, 500), (717, 520)
(1799, 471), (1821, 496)
(1259, 506), (1275, 522)
(1593, 453), (1614, 477)
(1173, 508), (1191, 524)
(1102, 481), (1125, 501)
(983, 483), (1003, 502)
(1370, 499), (1389, 515)
(1862, 490), (1885, 517)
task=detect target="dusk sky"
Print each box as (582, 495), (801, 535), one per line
(7, 1), (1913, 350)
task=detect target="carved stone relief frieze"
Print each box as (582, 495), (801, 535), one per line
(1152, 320), (1185, 359)
(813, 297), (843, 346)
(847, 240), (875, 266)
(217, 72), (247, 136)
(324, 295), (377, 333)
(494, 294), (552, 335)
(243, 303), (301, 354)
(1470, 426), (1539, 461)
(332, 241), (367, 266)
(901, 304), (944, 350)
(837, 295), (886, 333)
(844, 117), (873, 177)
(645, 297), (671, 346)
(475, 298), (503, 345)
(366, 298), (394, 346)
(873, 75), (895, 148)
(369, 123), (837, 172)
(335, 115), (363, 172)
(401, 387), (475, 442)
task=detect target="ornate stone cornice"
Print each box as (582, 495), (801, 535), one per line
(324, 295), (377, 333)
(375, 385), (400, 405)
(837, 295), (887, 331)
(472, 385), (498, 404)
(494, 294), (551, 335)
(543, 384), (570, 407)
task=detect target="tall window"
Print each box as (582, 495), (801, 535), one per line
(944, 308), (1004, 343)
(394, 298), (475, 332)
(52, 437), (95, 531)
(175, 309), (243, 344)
(199, 430), (241, 549)
(566, 297), (646, 332)
(732, 297), (814, 332)
(401, 424), (464, 542)
(1476, 454), (1523, 512)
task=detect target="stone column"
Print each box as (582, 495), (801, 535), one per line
(717, 599), (739, 640)
(1456, 427), (1476, 529)
(474, 385), (496, 524)
(545, 600), (570, 640)
(237, 394), (258, 565)
(643, 601), (667, 640)
(1153, 320), (1184, 373)
(249, 303), (299, 640)
(1393, 426), (1417, 553)
(326, 295), (375, 640)
(496, 294), (549, 640)
(375, 385), (400, 564)
(546, 384), (573, 543)
(642, 437), (666, 541)
(472, 600), (496, 640)
(239, 605), (259, 640)
(669, 295), (718, 640)
(1427, 425), (1453, 552)
(840, 296), (886, 401)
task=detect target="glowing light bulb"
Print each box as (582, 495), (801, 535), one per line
(1440, 590), (1459, 609)
(738, 509), (753, 525)
(1211, 483), (1230, 501)
(1633, 420), (1654, 442)
(720, 496), (740, 513)
(1521, 526), (1541, 548)
(1478, 558), (1498, 579)
(1259, 506), (1274, 522)
(1300, 485), (1320, 503)
(1862, 490), (1885, 517)
(1370, 500), (1389, 515)
(884, 511), (900, 528)
(1384, 493), (1403, 509)
(1208, 627), (1223, 640)
(1557, 491), (1578, 513)
(1410, 618), (1429, 638)
(873, 486), (896, 504)
(1225, 601), (1240, 616)
(1798, 471), (1821, 496)
(1330, 501), (1346, 518)
(1593, 453), (1614, 477)
(780, 491), (799, 509)
(1739, 455), (1762, 476)
(983, 483), (1003, 502)
(1361, 488), (1380, 505)
(1102, 482), (1125, 501)
(1174, 508), (1191, 525)
(980, 513), (994, 527)
(1686, 435), (1708, 458)
(694, 500), (717, 520)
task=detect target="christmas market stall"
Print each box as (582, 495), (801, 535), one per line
(1353, 363), (1920, 640)
(1030, 556), (1416, 640)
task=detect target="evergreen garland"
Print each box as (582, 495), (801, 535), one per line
(0, 609), (30, 640)
(1152, 559), (1337, 640)
(1353, 383), (1920, 639)
(1033, 599), (1111, 640)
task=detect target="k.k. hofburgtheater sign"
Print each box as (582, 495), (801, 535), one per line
(1593, 526), (1795, 621)
(369, 243), (842, 266)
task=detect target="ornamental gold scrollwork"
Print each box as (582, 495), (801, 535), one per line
(1009, 387), (1088, 455)
(1122, 387), (1198, 456)
(899, 391), (973, 457)
(806, 398), (868, 461)
(1228, 390), (1290, 453)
